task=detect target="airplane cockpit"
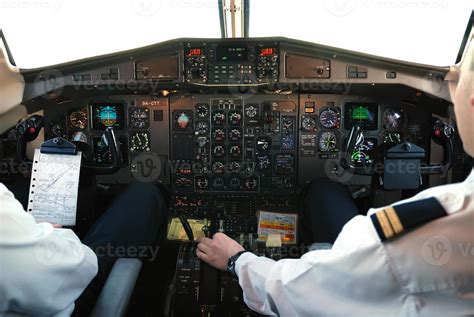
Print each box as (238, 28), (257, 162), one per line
(0, 2), (473, 316)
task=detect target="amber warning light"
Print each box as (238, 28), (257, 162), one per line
(259, 48), (275, 56)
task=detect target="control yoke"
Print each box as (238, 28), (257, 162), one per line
(15, 115), (44, 164)
(82, 127), (122, 175)
(340, 125), (363, 169)
(16, 117), (121, 175)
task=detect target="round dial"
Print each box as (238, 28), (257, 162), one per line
(256, 136), (271, 154)
(228, 128), (242, 142)
(228, 161), (242, 173)
(196, 136), (208, 148)
(383, 109), (403, 129)
(212, 177), (225, 190)
(228, 176), (241, 190)
(196, 121), (209, 135)
(175, 112), (191, 129)
(195, 176), (210, 190)
(212, 128), (226, 142)
(228, 144), (242, 158)
(408, 122), (423, 140)
(319, 108), (340, 129)
(212, 111), (226, 125)
(212, 144), (225, 158)
(244, 176), (258, 190)
(228, 111), (242, 125)
(212, 161), (225, 174)
(129, 107), (149, 129)
(50, 123), (66, 137)
(245, 104), (258, 118)
(130, 131), (151, 152)
(68, 108), (88, 129)
(319, 132), (338, 152)
(195, 103), (209, 118)
(301, 116), (317, 132)
(257, 155), (271, 170)
(383, 131), (402, 144)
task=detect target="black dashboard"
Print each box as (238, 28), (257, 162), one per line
(20, 37), (453, 225)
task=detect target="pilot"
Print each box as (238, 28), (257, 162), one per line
(196, 36), (474, 315)
(0, 182), (167, 316)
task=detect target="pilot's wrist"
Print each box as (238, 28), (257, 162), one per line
(228, 251), (259, 278)
(227, 250), (249, 277)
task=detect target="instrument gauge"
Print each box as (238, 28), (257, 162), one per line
(129, 107), (149, 129)
(256, 136), (271, 154)
(383, 109), (403, 129)
(68, 108), (88, 129)
(195, 103), (209, 118)
(319, 108), (340, 129)
(212, 111), (226, 125)
(174, 111), (192, 130)
(244, 104), (259, 118)
(408, 122), (423, 140)
(228, 111), (242, 126)
(319, 132), (339, 152)
(195, 121), (209, 135)
(301, 116), (317, 132)
(130, 131), (151, 152)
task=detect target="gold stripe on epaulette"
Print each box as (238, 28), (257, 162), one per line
(376, 210), (394, 239)
(384, 206), (404, 234)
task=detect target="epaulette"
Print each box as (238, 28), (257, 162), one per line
(370, 197), (447, 241)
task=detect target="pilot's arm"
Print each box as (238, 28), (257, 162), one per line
(197, 178), (474, 316)
(0, 183), (98, 316)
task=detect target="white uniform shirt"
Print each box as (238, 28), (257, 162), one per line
(0, 183), (98, 316)
(236, 170), (474, 316)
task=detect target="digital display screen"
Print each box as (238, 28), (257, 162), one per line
(259, 47), (275, 56)
(216, 46), (248, 61)
(187, 48), (203, 56)
(350, 138), (378, 166)
(92, 102), (125, 130)
(344, 102), (378, 130)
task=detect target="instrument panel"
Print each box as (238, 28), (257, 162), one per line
(44, 93), (430, 191)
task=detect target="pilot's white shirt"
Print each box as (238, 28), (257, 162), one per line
(0, 183), (98, 316)
(236, 170), (474, 317)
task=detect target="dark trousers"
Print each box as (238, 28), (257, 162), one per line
(74, 182), (167, 316)
(304, 178), (359, 244)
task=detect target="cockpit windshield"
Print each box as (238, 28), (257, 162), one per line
(0, 0), (472, 68)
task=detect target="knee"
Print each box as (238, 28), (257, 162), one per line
(307, 178), (342, 197)
(128, 182), (165, 208)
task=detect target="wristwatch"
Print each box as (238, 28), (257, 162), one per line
(227, 250), (248, 277)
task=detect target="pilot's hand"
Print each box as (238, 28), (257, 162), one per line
(196, 232), (245, 271)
